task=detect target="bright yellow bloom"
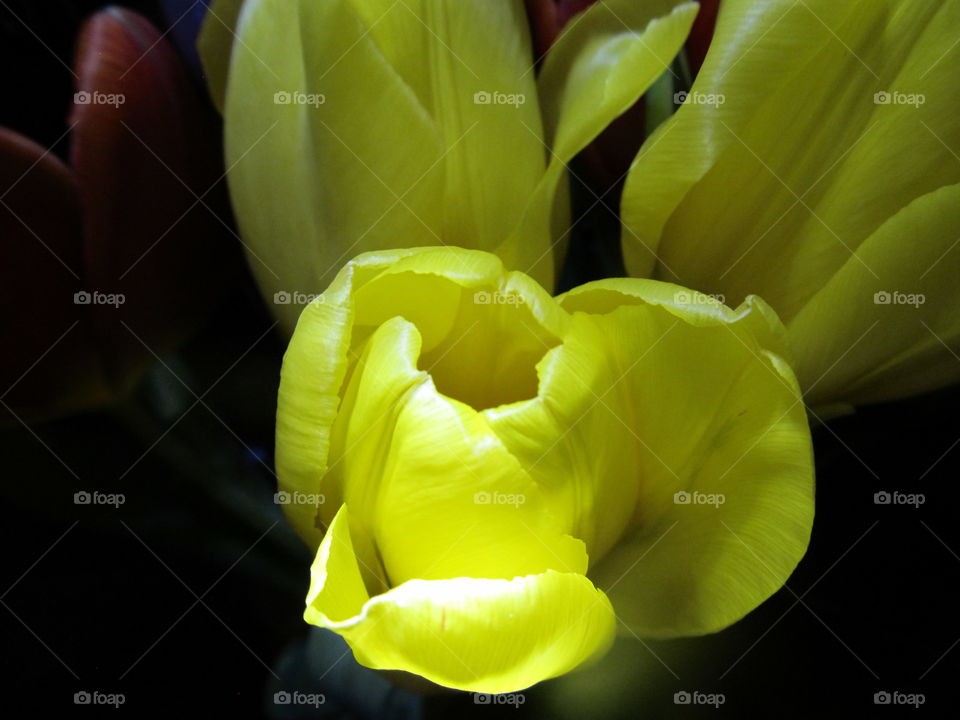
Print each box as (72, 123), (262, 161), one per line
(621, 0), (960, 412)
(199, 0), (700, 331)
(276, 246), (814, 692)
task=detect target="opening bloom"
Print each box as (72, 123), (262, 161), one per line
(276, 247), (814, 692)
(621, 0), (960, 411)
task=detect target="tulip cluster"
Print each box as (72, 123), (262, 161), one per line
(200, 0), (699, 330)
(201, 0), (957, 694)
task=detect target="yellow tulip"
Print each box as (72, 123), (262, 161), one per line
(199, 0), (701, 331)
(621, 0), (960, 413)
(276, 246), (814, 692)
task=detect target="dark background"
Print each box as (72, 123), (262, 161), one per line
(2, 1), (958, 716)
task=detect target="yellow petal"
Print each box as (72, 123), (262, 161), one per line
(223, 0), (445, 331)
(322, 310), (585, 587)
(278, 247), (565, 548)
(789, 183), (960, 407)
(274, 259), (359, 550)
(538, 0), (698, 164)
(222, 0), (553, 330)
(372, 375), (588, 584)
(323, 315), (428, 592)
(196, 0), (245, 113)
(555, 280), (814, 636)
(307, 505), (616, 693)
(621, 0), (960, 405)
(305, 504), (371, 624)
(346, 0), (547, 273)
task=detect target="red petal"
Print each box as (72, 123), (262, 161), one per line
(0, 127), (111, 419)
(686, 0), (720, 77)
(70, 7), (239, 390)
(526, 0), (600, 59)
(577, 99), (646, 196)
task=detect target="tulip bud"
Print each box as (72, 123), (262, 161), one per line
(621, 0), (960, 409)
(1, 8), (238, 420)
(276, 247), (813, 692)
(201, 0), (699, 331)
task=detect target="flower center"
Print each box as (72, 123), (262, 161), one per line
(418, 289), (559, 411)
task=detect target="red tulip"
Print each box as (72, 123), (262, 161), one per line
(1, 7), (239, 421)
